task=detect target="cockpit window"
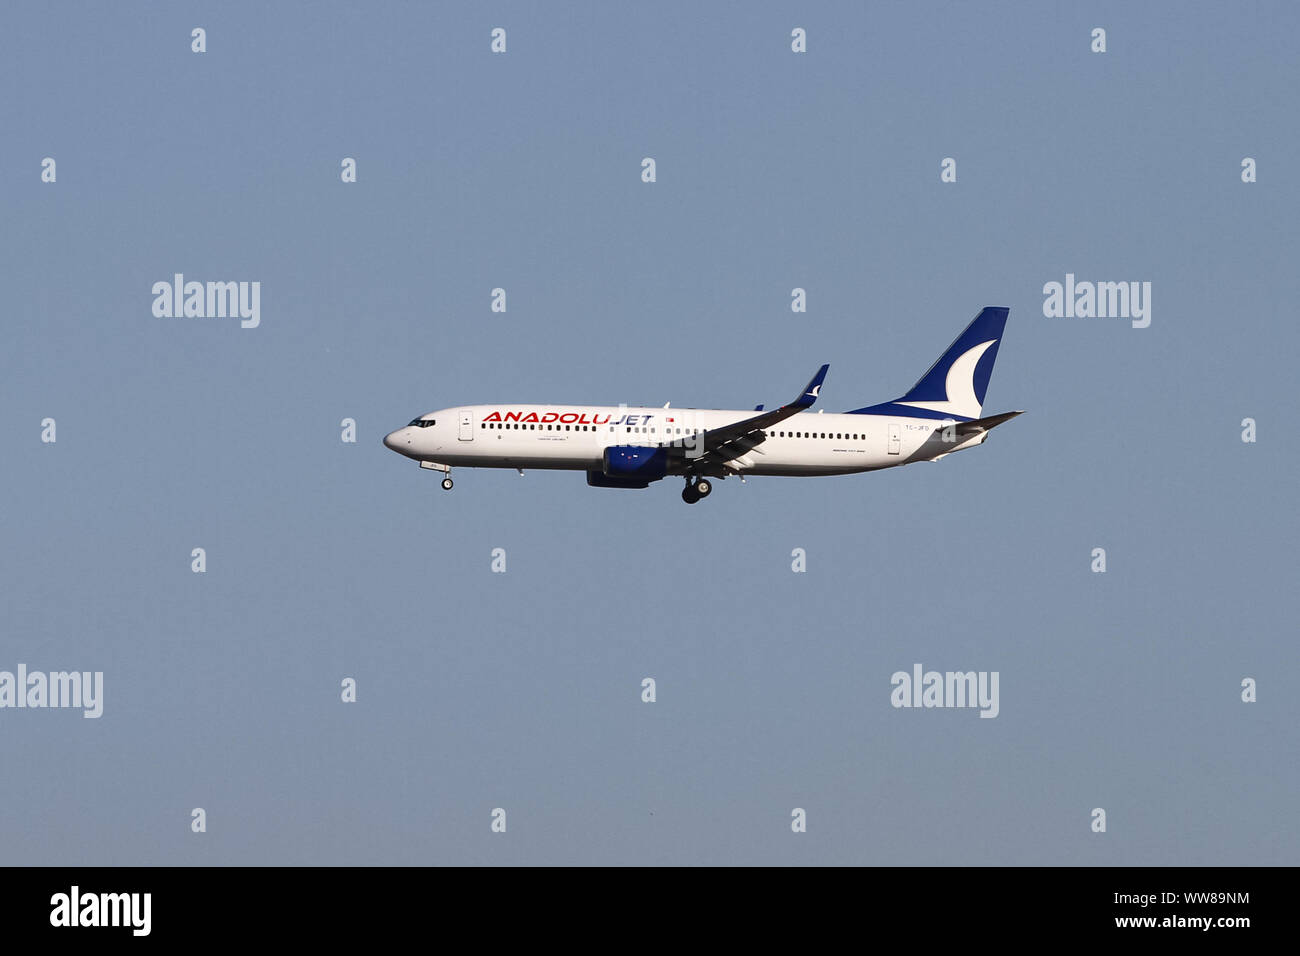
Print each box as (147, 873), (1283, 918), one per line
(407, 418), (436, 427)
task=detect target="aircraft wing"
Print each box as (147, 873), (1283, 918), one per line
(662, 364), (829, 472)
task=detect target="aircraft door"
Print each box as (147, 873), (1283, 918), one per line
(459, 410), (474, 441)
(887, 423), (901, 455)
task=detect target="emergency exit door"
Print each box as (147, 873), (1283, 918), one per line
(887, 423), (901, 455)
(459, 410), (474, 441)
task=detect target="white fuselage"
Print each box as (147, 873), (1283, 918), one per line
(383, 404), (984, 477)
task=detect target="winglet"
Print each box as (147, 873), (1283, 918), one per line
(790, 365), (829, 409)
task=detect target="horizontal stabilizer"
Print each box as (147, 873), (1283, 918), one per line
(948, 410), (1024, 436)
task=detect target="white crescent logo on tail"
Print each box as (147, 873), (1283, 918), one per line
(897, 339), (995, 418)
(807, 385), (821, 398)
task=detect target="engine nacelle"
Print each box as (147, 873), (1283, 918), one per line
(587, 471), (652, 489)
(602, 445), (669, 482)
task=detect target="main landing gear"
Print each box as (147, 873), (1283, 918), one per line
(681, 477), (712, 504)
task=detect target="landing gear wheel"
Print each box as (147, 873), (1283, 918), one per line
(694, 479), (712, 498)
(681, 484), (700, 504)
(441, 477), (454, 491)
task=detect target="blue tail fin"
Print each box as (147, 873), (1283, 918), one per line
(849, 307), (1009, 421)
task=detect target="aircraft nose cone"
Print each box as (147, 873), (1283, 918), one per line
(383, 430), (401, 451)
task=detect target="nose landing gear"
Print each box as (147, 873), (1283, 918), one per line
(419, 461), (453, 490)
(681, 477), (712, 504)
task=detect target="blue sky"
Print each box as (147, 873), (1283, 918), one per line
(1, 1), (1296, 864)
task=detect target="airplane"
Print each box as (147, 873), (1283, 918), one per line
(383, 306), (1022, 504)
